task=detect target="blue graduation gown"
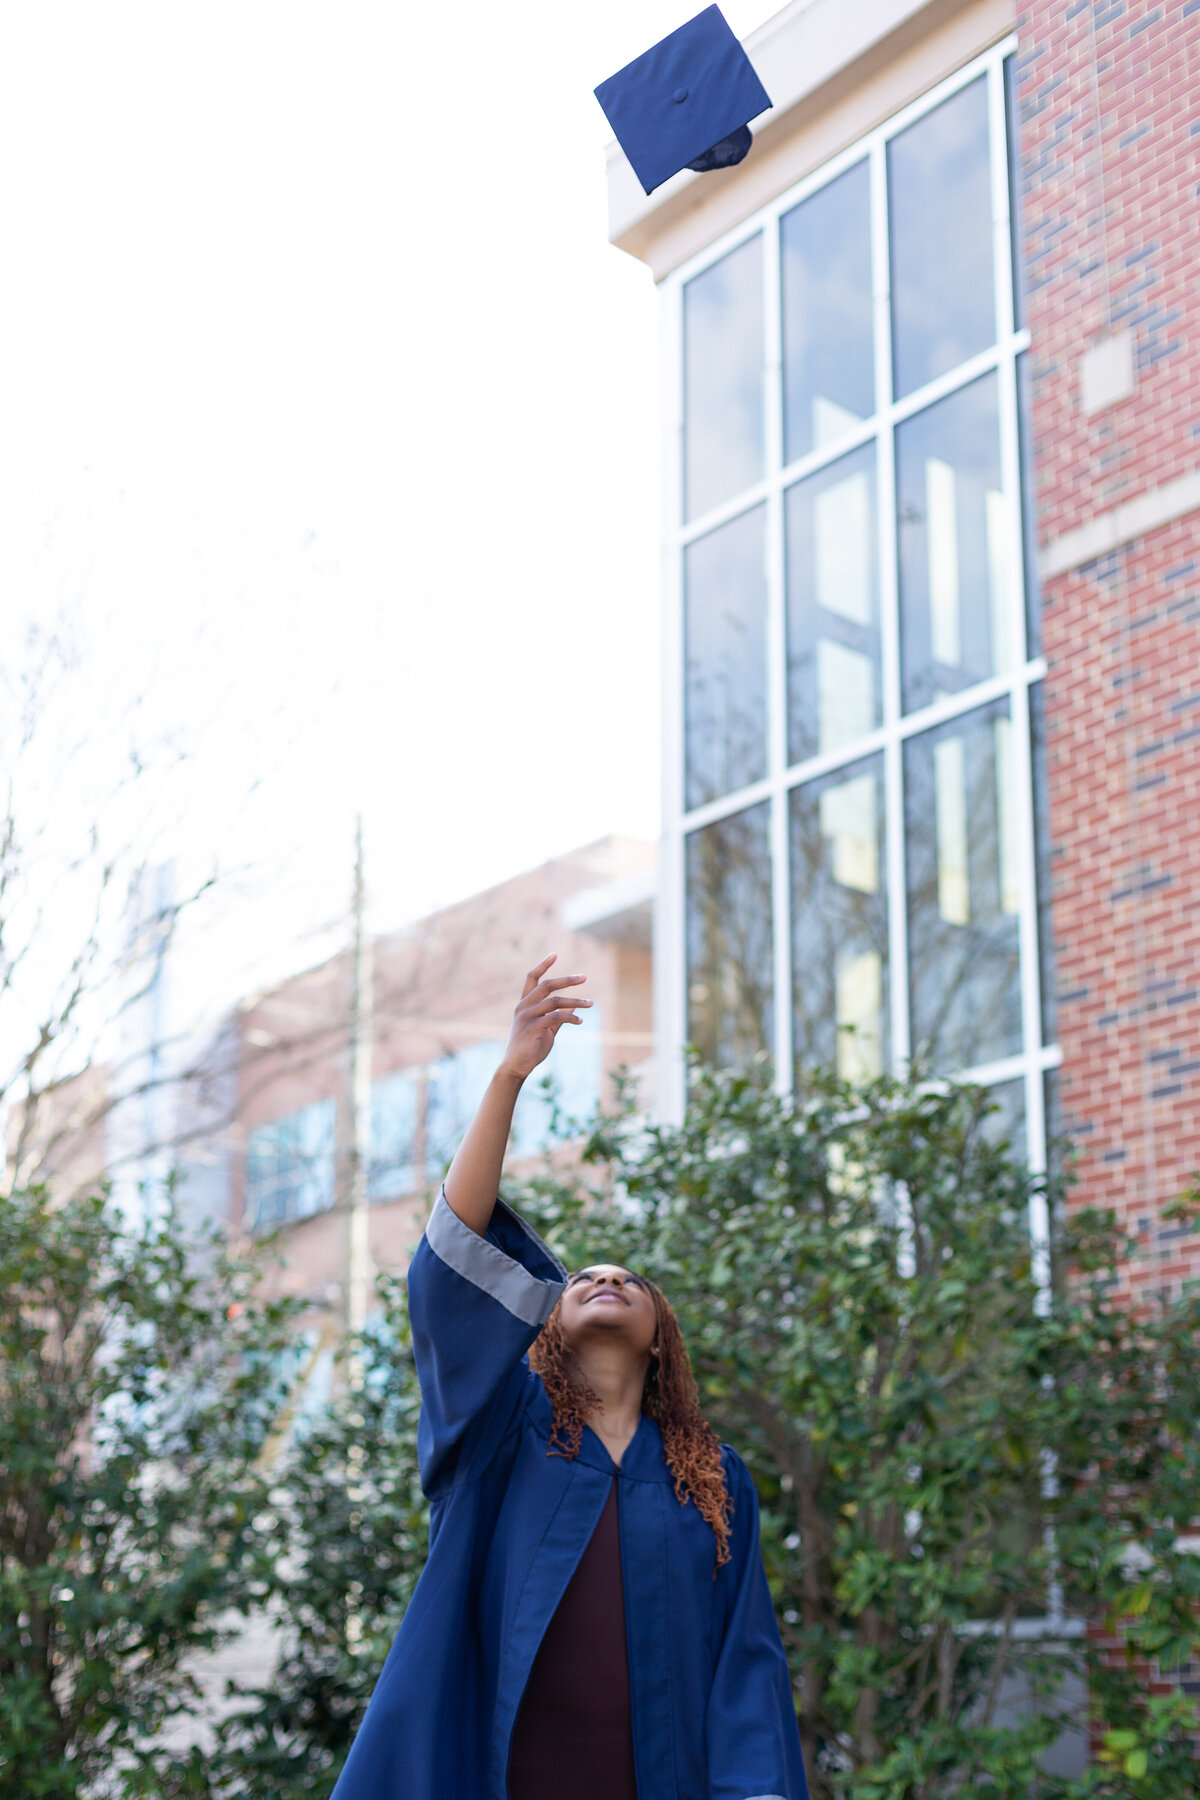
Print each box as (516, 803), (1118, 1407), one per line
(330, 1188), (809, 1800)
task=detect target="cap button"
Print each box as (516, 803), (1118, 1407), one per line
(672, 86), (688, 103)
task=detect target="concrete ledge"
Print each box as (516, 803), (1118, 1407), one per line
(1038, 470), (1200, 580)
(561, 869), (655, 949)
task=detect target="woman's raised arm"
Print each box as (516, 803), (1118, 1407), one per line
(442, 953), (592, 1235)
(408, 955), (588, 1496)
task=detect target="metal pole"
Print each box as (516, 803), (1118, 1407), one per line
(344, 812), (373, 1352)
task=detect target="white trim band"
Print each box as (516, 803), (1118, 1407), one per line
(1039, 469), (1200, 580)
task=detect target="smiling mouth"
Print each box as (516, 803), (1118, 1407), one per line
(586, 1292), (628, 1306)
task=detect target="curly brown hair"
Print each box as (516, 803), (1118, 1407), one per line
(528, 1276), (733, 1570)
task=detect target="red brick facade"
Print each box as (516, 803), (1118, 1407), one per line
(1015, 0), (1200, 1292)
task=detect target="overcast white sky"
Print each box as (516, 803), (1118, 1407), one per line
(0, 0), (780, 1031)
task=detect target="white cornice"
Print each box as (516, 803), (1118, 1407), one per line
(606, 0), (1015, 279)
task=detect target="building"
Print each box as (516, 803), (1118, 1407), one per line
(604, 0), (1199, 1297)
(232, 834), (654, 1313)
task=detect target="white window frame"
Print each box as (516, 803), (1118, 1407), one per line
(656, 36), (1058, 1259)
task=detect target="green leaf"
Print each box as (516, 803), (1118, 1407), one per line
(1104, 1729), (1139, 1753)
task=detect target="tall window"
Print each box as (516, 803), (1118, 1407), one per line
(369, 1069), (420, 1201)
(245, 1098), (337, 1228)
(425, 1040), (506, 1181)
(664, 42), (1056, 1176)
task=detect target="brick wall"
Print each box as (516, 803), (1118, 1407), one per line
(1015, 0), (1200, 1293)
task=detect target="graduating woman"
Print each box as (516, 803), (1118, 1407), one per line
(330, 956), (809, 1800)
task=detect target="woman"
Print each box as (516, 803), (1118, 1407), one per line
(330, 956), (809, 1800)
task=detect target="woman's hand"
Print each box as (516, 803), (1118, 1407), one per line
(498, 953), (592, 1083)
(443, 955), (592, 1235)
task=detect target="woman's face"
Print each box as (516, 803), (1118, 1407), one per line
(557, 1263), (658, 1357)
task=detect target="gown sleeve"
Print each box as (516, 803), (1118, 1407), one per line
(406, 1184), (567, 1498)
(705, 1451), (810, 1800)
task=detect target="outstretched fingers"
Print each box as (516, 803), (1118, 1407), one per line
(503, 957), (593, 1082)
(524, 984), (592, 1020)
(521, 953), (557, 998)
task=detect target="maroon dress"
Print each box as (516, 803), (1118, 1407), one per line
(506, 1473), (639, 1799)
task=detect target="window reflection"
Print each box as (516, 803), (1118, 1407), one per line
(1004, 55), (1026, 333)
(791, 758), (888, 1082)
(889, 77), (995, 399)
(245, 1099), (336, 1228)
(683, 234), (764, 522)
(1029, 680), (1055, 1046)
(897, 374), (1011, 714)
(786, 444), (881, 764)
(980, 1076), (1026, 1164)
(425, 1041), (506, 1180)
(906, 701), (1022, 1073)
(368, 1070), (419, 1201)
(685, 505), (768, 810)
(686, 803), (773, 1070)
(1017, 352), (1040, 661)
(1044, 1067), (1065, 1187)
(781, 159), (874, 463)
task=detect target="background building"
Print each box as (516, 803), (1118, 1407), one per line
(232, 833), (654, 1319)
(605, 0), (1199, 1297)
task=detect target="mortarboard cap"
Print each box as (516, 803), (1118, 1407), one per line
(594, 6), (772, 198)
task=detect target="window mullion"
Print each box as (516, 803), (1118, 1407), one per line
(659, 275), (688, 1125)
(988, 54), (1017, 354)
(764, 215), (792, 1095)
(871, 138), (909, 1076)
(989, 51), (1050, 1229)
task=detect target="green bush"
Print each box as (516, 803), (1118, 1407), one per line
(0, 1185), (299, 1799)
(15, 1070), (1191, 1797)
(214, 1274), (427, 1800)
(224, 1065), (1200, 1798)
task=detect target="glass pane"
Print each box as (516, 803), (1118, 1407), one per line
(897, 374), (1012, 714)
(686, 802), (773, 1069)
(981, 1076), (1026, 1164)
(791, 756), (888, 1082)
(683, 234), (764, 521)
(369, 1070), (419, 1201)
(786, 443), (881, 765)
(245, 1124), (277, 1227)
(1004, 54), (1025, 333)
(685, 505), (768, 810)
(1029, 680), (1054, 1050)
(781, 159), (874, 463)
(245, 1100), (337, 1227)
(905, 700), (1022, 1072)
(1044, 1067), (1065, 1188)
(889, 77), (995, 398)
(1016, 351), (1039, 660)
(425, 1040), (505, 1179)
(293, 1099), (336, 1219)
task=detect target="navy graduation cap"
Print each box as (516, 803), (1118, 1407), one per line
(594, 5), (772, 197)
